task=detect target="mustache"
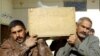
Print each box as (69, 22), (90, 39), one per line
(81, 32), (88, 36)
(16, 36), (23, 40)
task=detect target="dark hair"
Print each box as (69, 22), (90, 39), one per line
(90, 28), (95, 33)
(9, 20), (26, 31)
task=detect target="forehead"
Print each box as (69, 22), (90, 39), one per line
(11, 25), (24, 32)
(80, 20), (92, 28)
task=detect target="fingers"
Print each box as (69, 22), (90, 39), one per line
(67, 34), (77, 44)
(67, 39), (72, 43)
(30, 34), (38, 38)
(37, 39), (45, 45)
(25, 34), (38, 47)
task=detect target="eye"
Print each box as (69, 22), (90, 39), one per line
(81, 25), (85, 28)
(86, 28), (90, 30)
(81, 25), (90, 30)
(12, 31), (16, 34)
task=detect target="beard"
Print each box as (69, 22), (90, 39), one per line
(78, 32), (88, 39)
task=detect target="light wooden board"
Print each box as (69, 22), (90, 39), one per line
(28, 7), (76, 37)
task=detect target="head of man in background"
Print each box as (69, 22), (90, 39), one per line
(88, 28), (95, 35)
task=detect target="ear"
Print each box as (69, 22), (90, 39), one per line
(25, 30), (29, 36)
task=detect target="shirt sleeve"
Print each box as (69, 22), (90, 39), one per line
(56, 43), (72, 56)
(77, 36), (100, 56)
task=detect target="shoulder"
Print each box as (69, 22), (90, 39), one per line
(88, 35), (99, 42)
(0, 39), (12, 49)
(88, 35), (99, 40)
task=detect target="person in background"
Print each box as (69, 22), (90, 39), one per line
(56, 17), (100, 56)
(0, 20), (52, 56)
(88, 28), (95, 35)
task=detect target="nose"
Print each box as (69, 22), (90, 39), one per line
(83, 28), (88, 33)
(16, 32), (20, 37)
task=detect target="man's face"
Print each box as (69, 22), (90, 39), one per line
(11, 25), (26, 44)
(77, 20), (91, 38)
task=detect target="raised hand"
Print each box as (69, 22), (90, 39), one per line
(67, 34), (78, 45)
(24, 35), (37, 48)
